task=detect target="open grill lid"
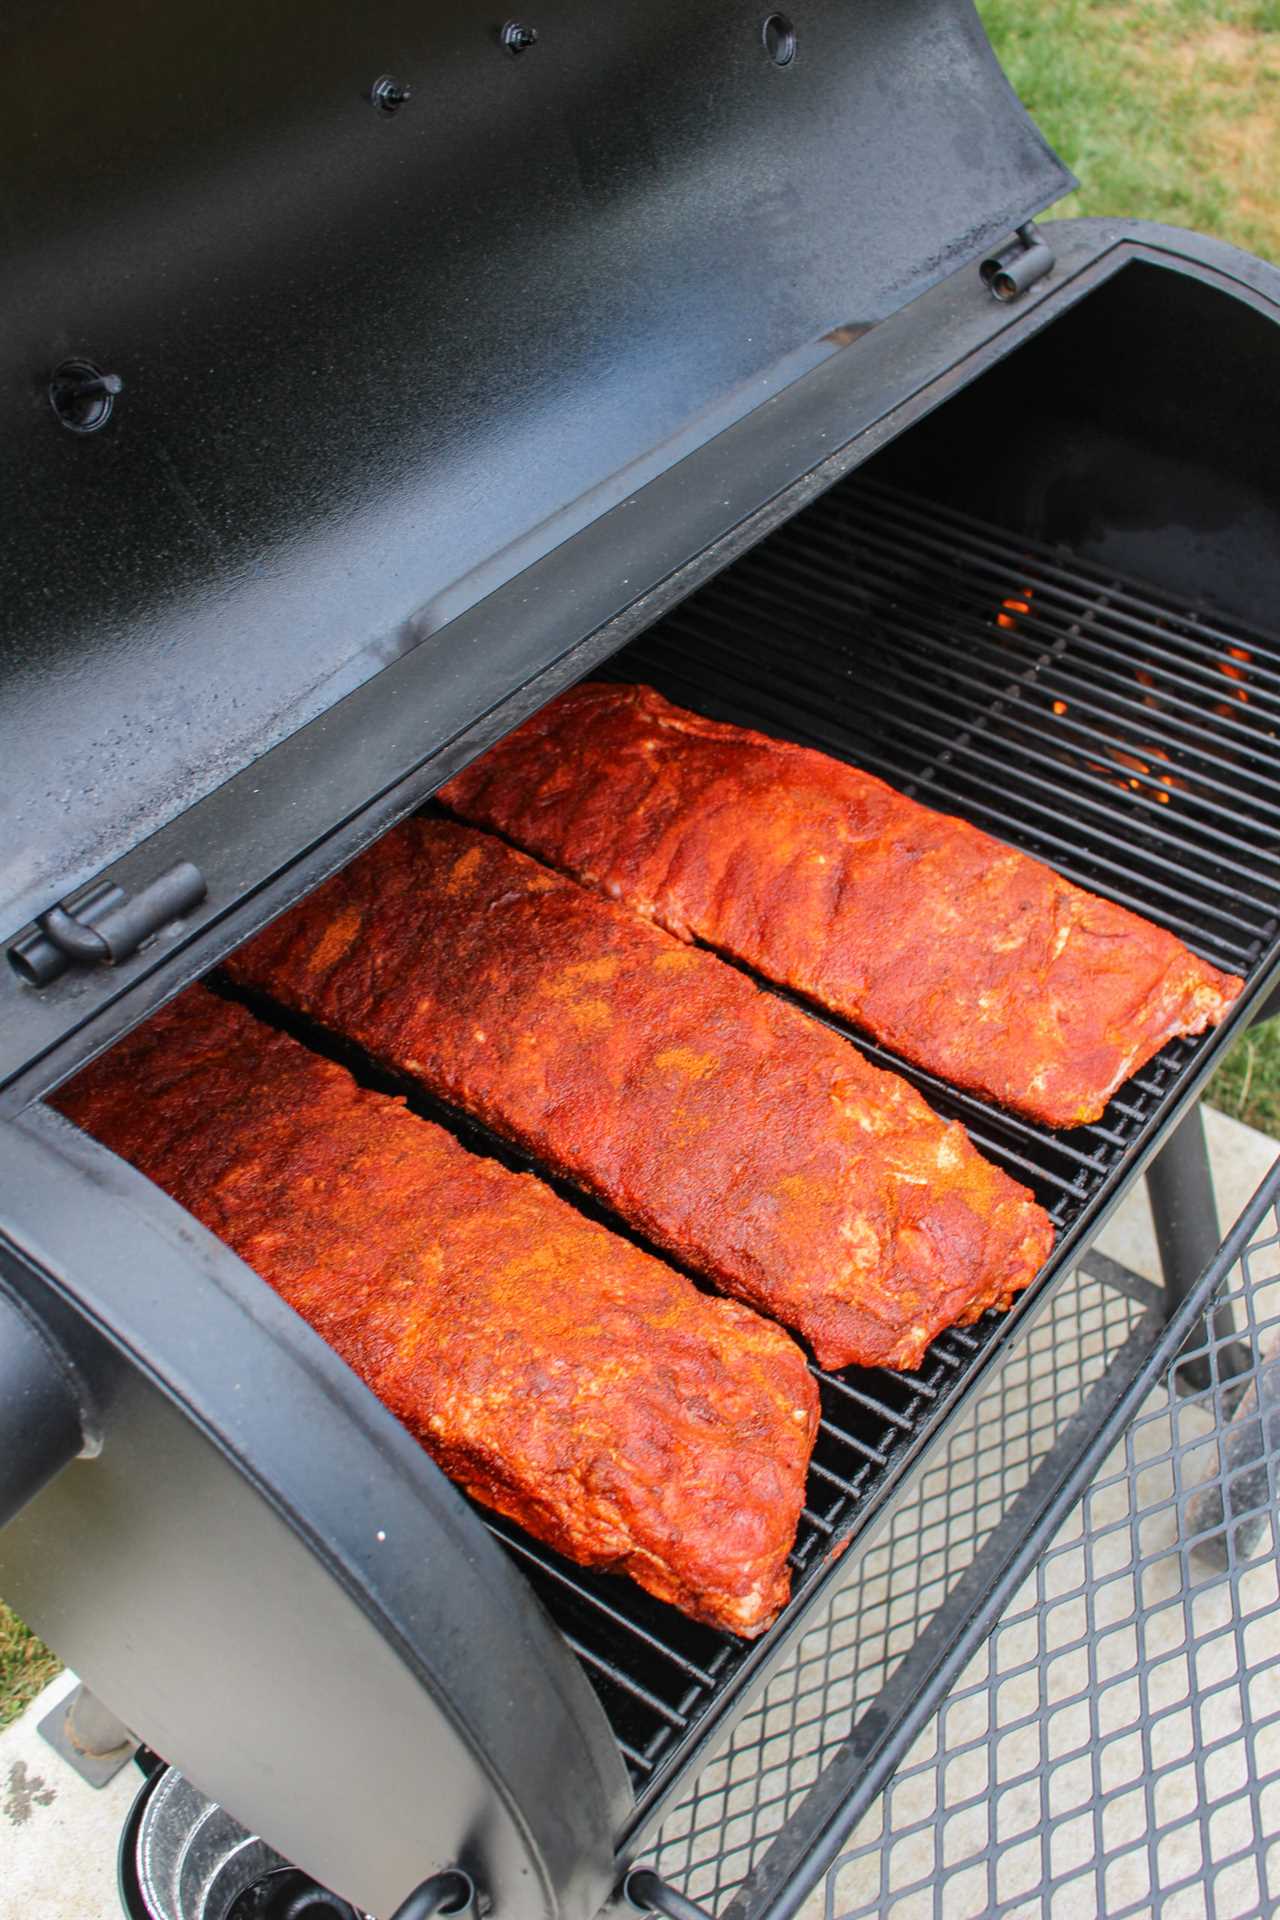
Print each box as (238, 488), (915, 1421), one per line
(0, 0), (1070, 949)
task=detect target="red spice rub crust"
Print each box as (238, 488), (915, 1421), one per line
(440, 682), (1244, 1128)
(55, 988), (817, 1637)
(226, 818), (1053, 1371)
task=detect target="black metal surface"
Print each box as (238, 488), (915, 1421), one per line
(0, 0), (1071, 947)
(456, 473), (1280, 1837)
(11, 861), (207, 987)
(980, 223), (1056, 302)
(5, 231), (1278, 1103)
(818, 1158), (1280, 1920)
(224, 1871), (364, 1920)
(0, 1286), (86, 1529)
(1145, 1105), (1252, 1392)
(390, 1872), (477, 1920)
(624, 1868), (717, 1920)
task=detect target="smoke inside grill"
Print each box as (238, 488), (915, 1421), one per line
(466, 471), (1280, 1834)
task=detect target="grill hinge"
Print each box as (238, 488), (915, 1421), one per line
(9, 861), (207, 987)
(980, 220), (1055, 302)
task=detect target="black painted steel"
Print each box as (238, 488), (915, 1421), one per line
(389, 1872), (477, 1920)
(11, 862), (208, 987)
(0, 1286), (85, 1528)
(1145, 1104), (1252, 1392)
(624, 1868), (718, 1920)
(4, 231), (1278, 1104)
(0, 0), (1071, 948)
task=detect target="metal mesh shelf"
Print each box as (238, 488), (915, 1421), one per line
(824, 1174), (1280, 1920)
(639, 1156), (1280, 1920)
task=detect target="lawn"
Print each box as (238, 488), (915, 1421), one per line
(2, 0), (1276, 1726)
(977, 0), (1280, 263)
(1, 1602), (62, 1729)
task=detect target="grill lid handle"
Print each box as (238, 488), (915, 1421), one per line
(10, 861), (207, 988)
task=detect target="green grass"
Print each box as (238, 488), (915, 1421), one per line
(979, 0), (1280, 262)
(0, 1599), (62, 1729)
(2, 0), (1277, 1732)
(1207, 1018), (1280, 1137)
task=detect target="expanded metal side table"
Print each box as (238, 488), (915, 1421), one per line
(631, 1149), (1280, 1920)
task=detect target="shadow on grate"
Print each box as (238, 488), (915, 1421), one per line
(645, 1255), (1157, 1909)
(822, 1179), (1280, 1920)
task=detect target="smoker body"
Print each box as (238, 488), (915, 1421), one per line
(2, 3), (1279, 1916)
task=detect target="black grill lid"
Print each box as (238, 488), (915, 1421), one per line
(0, 0), (1071, 942)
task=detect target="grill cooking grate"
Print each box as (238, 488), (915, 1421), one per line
(468, 472), (1280, 1832)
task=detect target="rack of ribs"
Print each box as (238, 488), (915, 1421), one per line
(55, 987), (818, 1637)
(440, 681), (1243, 1128)
(226, 818), (1053, 1371)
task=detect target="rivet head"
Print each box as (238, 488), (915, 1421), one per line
(370, 74), (412, 113)
(500, 20), (538, 54)
(48, 360), (123, 435)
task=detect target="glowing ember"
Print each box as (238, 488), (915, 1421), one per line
(1052, 699), (1068, 716)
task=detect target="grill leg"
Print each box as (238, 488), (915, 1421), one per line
(37, 1682), (138, 1786)
(1145, 1102), (1249, 1393)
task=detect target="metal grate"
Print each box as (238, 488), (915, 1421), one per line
(821, 1167), (1280, 1920)
(517, 471), (1280, 1829)
(645, 1254), (1158, 1908)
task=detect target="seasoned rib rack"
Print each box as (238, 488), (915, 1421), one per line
(441, 682), (1240, 1127)
(54, 988), (819, 1637)
(226, 816), (1052, 1372)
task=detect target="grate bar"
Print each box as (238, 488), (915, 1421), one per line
(562, 1634), (694, 1729)
(795, 499), (1280, 761)
(845, 479), (1280, 697)
(640, 636), (1258, 972)
(815, 1418), (882, 1466)
(810, 1371), (914, 1432)
(757, 526), (1280, 843)
(652, 603), (1280, 903)
(491, 1523), (721, 1688)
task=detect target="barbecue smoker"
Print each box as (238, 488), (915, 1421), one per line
(2, 3), (1278, 1916)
